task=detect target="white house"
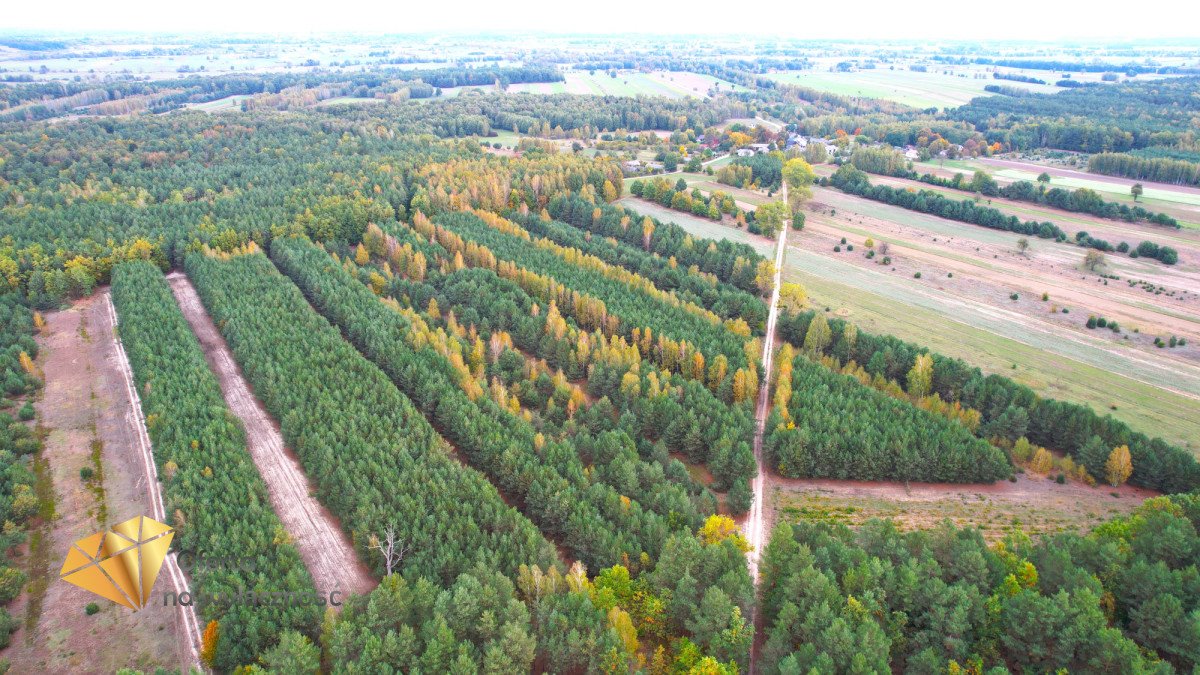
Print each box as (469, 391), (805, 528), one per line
(735, 148), (756, 157)
(748, 143), (770, 154)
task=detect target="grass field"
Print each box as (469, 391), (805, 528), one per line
(912, 158), (1200, 225)
(185, 94), (250, 112)
(507, 70), (745, 99)
(764, 68), (1059, 109)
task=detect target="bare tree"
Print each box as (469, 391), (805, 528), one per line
(1017, 238), (1029, 255)
(369, 525), (410, 577)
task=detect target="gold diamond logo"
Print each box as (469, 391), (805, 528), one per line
(60, 515), (174, 610)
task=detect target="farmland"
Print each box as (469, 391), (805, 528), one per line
(1, 30), (1199, 674)
(509, 70), (746, 98)
(620, 180), (1200, 452)
(764, 68), (1058, 109)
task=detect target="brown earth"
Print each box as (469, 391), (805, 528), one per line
(802, 187), (1200, 374)
(167, 273), (374, 598)
(768, 472), (1157, 542)
(0, 293), (190, 674)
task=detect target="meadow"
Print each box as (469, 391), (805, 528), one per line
(764, 67), (1058, 109)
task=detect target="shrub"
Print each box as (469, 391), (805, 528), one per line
(80, 467), (94, 481)
(913, 272), (921, 279)
(17, 402), (33, 421)
(85, 603), (100, 616)
(1010, 293), (1019, 301)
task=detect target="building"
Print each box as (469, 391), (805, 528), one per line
(748, 143), (771, 154)
(735, 148), (756, 157)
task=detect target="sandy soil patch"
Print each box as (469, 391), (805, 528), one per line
(1, 294), (186, 674)
(167, 273), (374, 597)
(769, 473), (1156, 542)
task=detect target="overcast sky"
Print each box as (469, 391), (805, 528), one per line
(5, 0), (1199, 41)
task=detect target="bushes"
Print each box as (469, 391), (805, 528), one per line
(111, 261), (320, 669)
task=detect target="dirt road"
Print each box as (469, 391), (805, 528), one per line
(167, 273), (373, 597)
(745, 184), (788, 673)
(1, 292), (197, 673)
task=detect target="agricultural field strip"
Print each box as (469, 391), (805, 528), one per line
(802, 191), (1200, 333)
(857, 171), (1200, 240)
(782, 242), (1200, 399)
(104, 292), (202, 668)
(166, 273), (372, 595)
(786, 265), (1200, 450)
(616, 196), (1200, 446)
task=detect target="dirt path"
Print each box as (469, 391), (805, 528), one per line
(0, 293), (196, 674)
(167, 273), (373, 597)
(745, 184), (787, 674)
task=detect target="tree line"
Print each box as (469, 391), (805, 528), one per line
(1089, 152), (1200, 187)
(761, 493), (1200, 673)
(547, 194), (768, 296)
(111, 261), (321, 669)
(185, 249), (561, 583)
(778, 309), (1200, 493)
(828, 164), (1068, 240)
(849, 146), (1181, 227)
(510, 209), (767, 331)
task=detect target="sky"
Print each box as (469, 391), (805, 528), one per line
(4, 0), (1199, 40)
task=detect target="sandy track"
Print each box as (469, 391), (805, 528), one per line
(744, 184), (788, 674)
(1, 293), (198, 673)
(167, 273), (373, 598)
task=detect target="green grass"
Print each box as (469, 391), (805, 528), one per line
(469, 129), (522, 148)
(993, 168), (1200, 208)
(509, 71), (745, 99)
(765, 69), (1057, 110)
(187, 94), (250, 112)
